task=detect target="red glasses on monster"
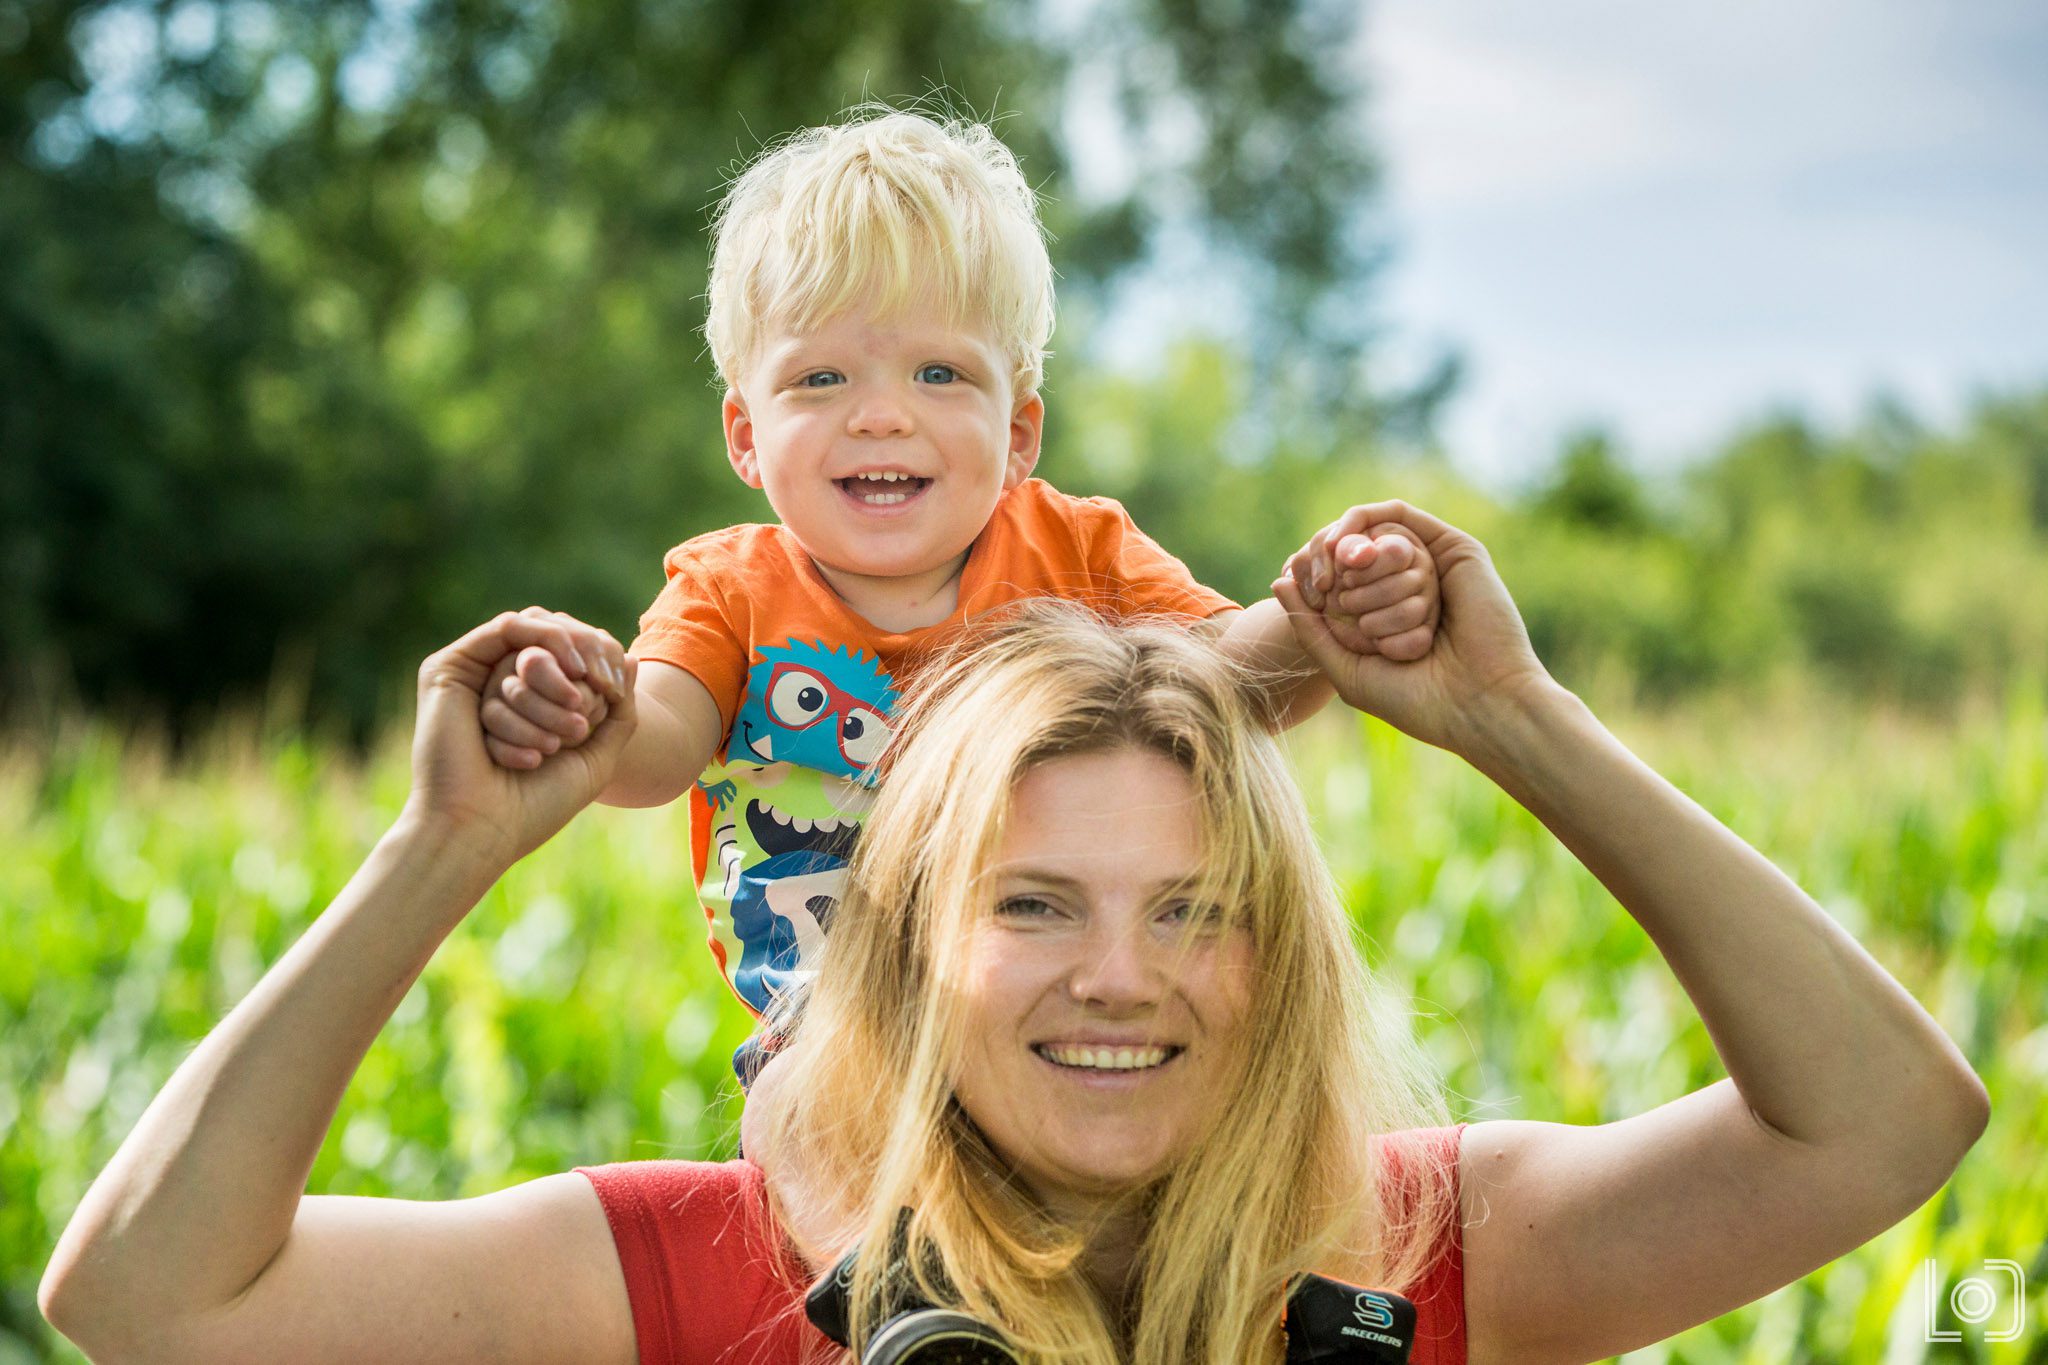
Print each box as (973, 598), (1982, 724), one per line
(762, 662), (891, 768)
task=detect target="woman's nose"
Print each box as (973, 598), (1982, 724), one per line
(1066, 923), (1163, 1011)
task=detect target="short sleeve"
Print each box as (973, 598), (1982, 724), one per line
(631, 539), (751, 732)
(574, 1159), (823, 1365)
(1068, 494), (1239, 620)
(1373, 1124), (1467, 1365)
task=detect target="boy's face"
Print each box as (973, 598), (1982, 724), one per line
(723, 302), (1044, 590)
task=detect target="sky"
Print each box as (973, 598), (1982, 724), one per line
(1361, 0), (2048, 490)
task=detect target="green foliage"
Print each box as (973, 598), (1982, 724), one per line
(6, 686), (2043, 1360)
(1, 0), (1392, 737)
(10, 2), (2044, 734)
(1, 717), (757, 1358)
(1532, 427), (1655, 535)
(1490, 393), (2048, 707)
(1052, 369), (2048, 711)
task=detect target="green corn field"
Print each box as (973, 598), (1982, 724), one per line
(4, 680), (2043, 1362)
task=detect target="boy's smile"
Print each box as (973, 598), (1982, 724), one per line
(724, 303), (1044, 631)
(833, 468), (931, 512)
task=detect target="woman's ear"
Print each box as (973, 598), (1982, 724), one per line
(1004, 392), (1045, 489)
(725, 389), (763, 488)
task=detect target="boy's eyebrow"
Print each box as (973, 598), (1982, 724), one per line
(759, 338), (818, 370)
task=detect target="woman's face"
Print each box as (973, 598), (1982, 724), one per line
(951, 747), (1256, 1213)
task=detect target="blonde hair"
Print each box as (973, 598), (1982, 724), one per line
(706, 104), (1056, 397)
(750, 602), (1458, 1363)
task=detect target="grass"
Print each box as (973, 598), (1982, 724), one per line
(4, 681), (2042, 1362)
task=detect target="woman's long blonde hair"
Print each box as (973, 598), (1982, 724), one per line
(748, 602), (1456, 1363)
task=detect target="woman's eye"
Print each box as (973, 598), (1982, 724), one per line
(1164, 901), (1228, 930)
(916, 363), (958, 385)
(799, 371), (844, 388)
(996, 896), (1056, 919)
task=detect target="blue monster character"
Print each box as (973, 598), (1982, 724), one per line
(727, 848), (846, 1015)
(727, 639), (900, 781)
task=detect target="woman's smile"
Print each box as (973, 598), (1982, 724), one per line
(1030, 1039), (1187, 1092)
(1032, 1042), (1182, 1072)
(951, 747), (1253, 1204)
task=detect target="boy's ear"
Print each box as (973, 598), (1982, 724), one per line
(1004, 391), (1045, 489)
(723, 389), (763, 489)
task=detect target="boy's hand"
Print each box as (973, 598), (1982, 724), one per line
(1282, 503), (1442, 662)
(477, 607), (630, 771)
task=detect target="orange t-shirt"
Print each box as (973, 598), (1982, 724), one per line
(630, 479), (1236, 1049)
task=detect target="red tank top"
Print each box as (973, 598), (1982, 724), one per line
(577, 1125), (1467, 1364)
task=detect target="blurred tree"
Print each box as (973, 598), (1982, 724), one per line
(1967, 388), (2048, 534)
(2, 0), (1409, 734)
(1531, 427), (1656, 536)
(8, 0), (2042, 731)
(1083, 0), (1456, 444)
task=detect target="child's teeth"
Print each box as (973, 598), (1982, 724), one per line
(847, 473), (918, 505)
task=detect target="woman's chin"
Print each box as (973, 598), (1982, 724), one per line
(1012, 1141), (1181, 1206)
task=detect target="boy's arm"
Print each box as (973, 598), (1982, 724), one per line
(595, 660), (724, 808)
(1210, 601), (1335, 730)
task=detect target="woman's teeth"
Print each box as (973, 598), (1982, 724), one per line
(841, 473), (928, 505)
(1035, 1044), (1176, 1071)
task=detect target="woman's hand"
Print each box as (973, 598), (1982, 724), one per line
(1279, 512), (1443, 662)
(1273, 500), (1556, 758)
(402, 612), (638, 872)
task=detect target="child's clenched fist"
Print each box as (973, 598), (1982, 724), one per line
(1280, 503), (1442, 661)
(475, 607), (627, 770)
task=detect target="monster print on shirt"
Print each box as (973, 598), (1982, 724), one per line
(692, 639), (897, 1017)
(631, 481), (1241, 1084)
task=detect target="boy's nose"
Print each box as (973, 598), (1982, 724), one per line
(846, 392), (914, 438)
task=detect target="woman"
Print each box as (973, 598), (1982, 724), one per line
(40, 502), (1986, 1364)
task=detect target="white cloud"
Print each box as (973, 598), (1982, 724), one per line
(1368, 9), (1686, 212)
(1363, 0), (2048, 487)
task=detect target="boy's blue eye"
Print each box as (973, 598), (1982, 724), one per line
(800, 371), (844, 388)
(917, 364), (958, 385)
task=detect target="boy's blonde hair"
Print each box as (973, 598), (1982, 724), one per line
(750, 601), (1458, 1363)
(706, 105), (1056, 398)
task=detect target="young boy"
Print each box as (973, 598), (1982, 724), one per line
(478, 109), (1440, 1074)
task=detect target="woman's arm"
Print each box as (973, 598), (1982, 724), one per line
(1453, 682), (1986, 1364)
(1275, 507), (1986, 1365)
(39, 616), (642, 1365)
